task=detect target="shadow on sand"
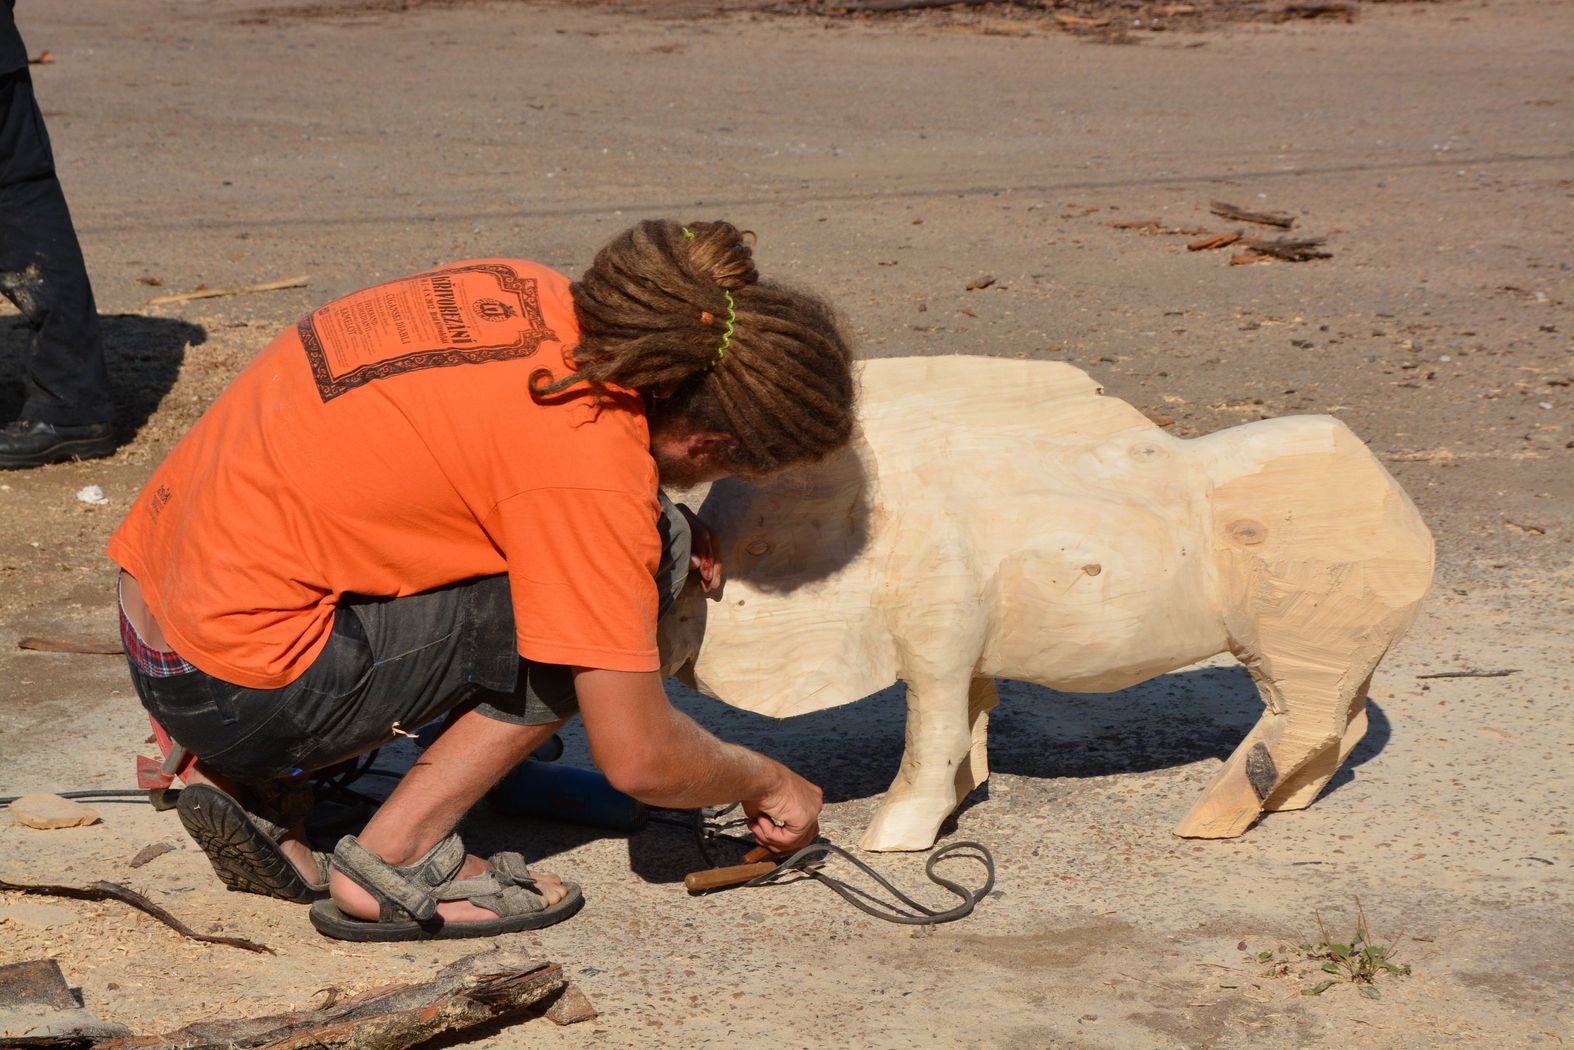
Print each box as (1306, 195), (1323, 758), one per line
(0, 313), (206, 444)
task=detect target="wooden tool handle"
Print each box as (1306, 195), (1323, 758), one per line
(684, 845), (787, 893)
(684, 860), (778, 893)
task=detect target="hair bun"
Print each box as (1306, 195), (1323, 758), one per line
(683, 220), (758, 291)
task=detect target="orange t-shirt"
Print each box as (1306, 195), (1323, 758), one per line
(108, 260), (663, 689)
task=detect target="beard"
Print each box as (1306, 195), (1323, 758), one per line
(653, 447), (713, 490)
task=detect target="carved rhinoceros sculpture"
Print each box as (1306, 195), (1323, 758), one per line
(660, 356), (1434, 852)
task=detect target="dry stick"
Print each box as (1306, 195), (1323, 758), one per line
(1276, 2), (1354, 22)
(1416, 668), (1521, 679)
(0, 878), (276, 954)
(18, 636), (123, 655)
(145, 275), (307, 306)
(1209, 200), (1296, 229)
(831, 0), (1014, 11)
(1055, 13), (1111, 27)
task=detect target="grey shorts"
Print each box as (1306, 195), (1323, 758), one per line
(126, 495), (692, 783)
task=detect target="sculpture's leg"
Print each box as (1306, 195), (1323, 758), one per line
(1175, 647), (1387, 838)
(953, 677), (999, 803)
(859, 672), (977, 853)
(1261, 673), (1371, 813)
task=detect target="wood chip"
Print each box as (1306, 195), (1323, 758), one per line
(1229, 252), (1271, 266)
(1504, 519), (1547, 535)
(965, 275), (997, 291)
(1188, 232), (1241, 252)
(543, 983), (599, 1025)
(128, 842), (177, 869)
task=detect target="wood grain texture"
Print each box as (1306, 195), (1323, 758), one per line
(660, 357), (1434, 851)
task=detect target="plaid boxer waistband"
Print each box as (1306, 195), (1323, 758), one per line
(117, 587), (197, 678)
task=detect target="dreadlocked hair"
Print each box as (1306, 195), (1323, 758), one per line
(534, 219), (856, 475)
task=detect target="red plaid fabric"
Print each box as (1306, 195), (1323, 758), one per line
(118, 599), (197, 678)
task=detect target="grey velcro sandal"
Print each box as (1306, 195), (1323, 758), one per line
(307, 833), (584, 941)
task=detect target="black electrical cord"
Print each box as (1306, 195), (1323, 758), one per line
(0, 789), (150, 806)
(743, 839), (995, 925)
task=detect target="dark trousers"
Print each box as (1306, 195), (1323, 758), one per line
(0, 60), (109, 425)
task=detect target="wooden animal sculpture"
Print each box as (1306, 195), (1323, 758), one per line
(659, 356), (1434, 852)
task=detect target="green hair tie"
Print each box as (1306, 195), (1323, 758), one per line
(682, 226), (696, 241)
(711, 290), (735, 368)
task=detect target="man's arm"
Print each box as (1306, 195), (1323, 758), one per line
(573, 667), (821, 852)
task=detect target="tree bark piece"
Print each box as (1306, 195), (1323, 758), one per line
(0, 959), (134, 1045)
(95, 951), (572, 1049)
(1275, 3), (1354, 22)
(0, 879), (274, 954)
(1240, 236), (1331, 261)
(542, 984), (599, 1026)
(1209, 200), (1296, 228)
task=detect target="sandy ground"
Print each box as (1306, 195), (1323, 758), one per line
(0, 0), (1570, 1047)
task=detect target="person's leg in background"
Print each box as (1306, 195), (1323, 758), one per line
(0, 9), (113, 468)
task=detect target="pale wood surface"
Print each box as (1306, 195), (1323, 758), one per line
(662, 356), (1435, 851)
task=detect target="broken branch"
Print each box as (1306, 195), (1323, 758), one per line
(0, 879), (275, 954)
(1209, 200), (1296, 229)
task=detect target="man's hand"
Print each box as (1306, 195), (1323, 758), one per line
(742, 766), (822, 854)
(676, 503), (723, 593)
(576, 668), (822, 846)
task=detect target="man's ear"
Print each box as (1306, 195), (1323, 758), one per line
(689, 431), (738, 461)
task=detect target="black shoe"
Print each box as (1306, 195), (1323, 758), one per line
(0, 419), (115, 469)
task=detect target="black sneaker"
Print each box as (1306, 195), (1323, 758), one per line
(0, 419), (116, 469)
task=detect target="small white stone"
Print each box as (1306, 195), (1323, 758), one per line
(1539, 402), (1553, 410)
(75, 484), (109, 506)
